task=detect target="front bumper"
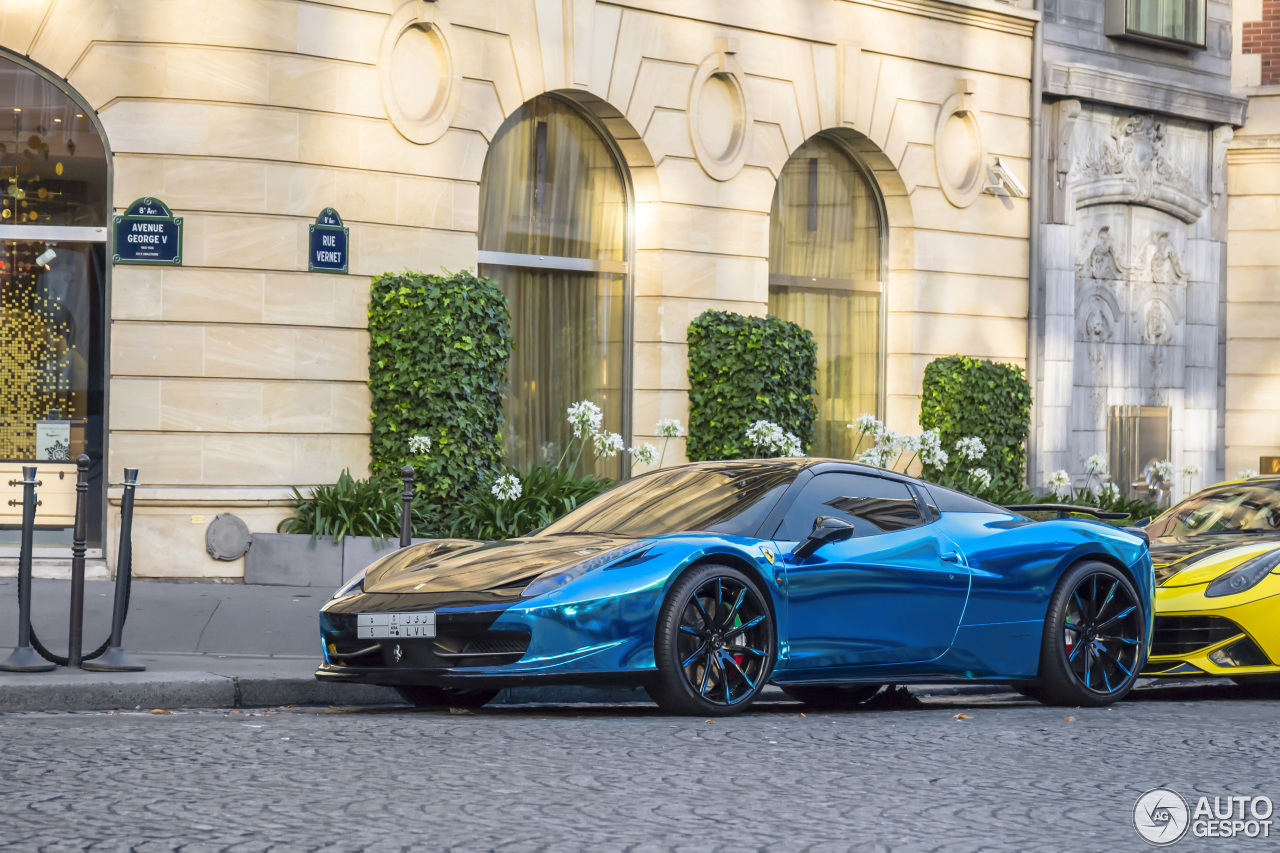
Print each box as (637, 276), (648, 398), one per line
(1142, 579), (1280, 678)
(316, 576), (667, 687)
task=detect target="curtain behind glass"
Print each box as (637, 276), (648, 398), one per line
(768, 136), (882, 460)
(479, 96), (627, 477)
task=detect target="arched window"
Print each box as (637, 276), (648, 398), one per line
(768, 135), (884, 460)
(0, 52), (109, 550)
(478, 95), (629, 476)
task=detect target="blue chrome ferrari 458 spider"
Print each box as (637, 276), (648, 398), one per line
(316, 459), (1154, 715)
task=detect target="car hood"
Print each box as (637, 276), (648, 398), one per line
(362, 534), (641, 595)
(1149, 535), (1280, 587)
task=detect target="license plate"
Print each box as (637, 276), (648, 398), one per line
(356, 612), (436, 639)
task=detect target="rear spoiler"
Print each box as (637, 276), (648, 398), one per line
(1003, 504), (1130, 521)
(1003, 504), (1150, 543)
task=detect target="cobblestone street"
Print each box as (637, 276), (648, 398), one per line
(2, 683), (1276, 852)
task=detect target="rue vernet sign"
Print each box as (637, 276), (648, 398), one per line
(113, 197), (182, 265)
(309, 207), (348, 274)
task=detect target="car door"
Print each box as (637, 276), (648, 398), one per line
(776, 472), (970, 673)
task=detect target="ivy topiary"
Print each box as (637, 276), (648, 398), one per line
(685, 310), (817, 461)
(367, 269), (513, 510)
(919, 355), (1031, 488)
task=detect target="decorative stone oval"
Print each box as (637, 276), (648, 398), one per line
(934, 90), (985, 208)
(688, 51), (751, 182)
(379, 1), (461, 145)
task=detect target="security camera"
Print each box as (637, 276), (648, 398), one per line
(983, 157), (1027, 198)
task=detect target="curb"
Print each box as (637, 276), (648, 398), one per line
(0, 672), (658, 713)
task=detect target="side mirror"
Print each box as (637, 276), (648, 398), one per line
(793, 516), (855, 560)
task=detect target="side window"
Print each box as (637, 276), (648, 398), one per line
(775, 473), (924, 540)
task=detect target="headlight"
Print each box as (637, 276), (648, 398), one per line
(1205, 549), (1280, 598)
(522, 541), (651, 597)
(331, 568), (367, 601)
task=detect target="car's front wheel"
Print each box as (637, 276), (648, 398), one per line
(1035, 560), (1146, 707)
(780, 684), (883, 709)
(647, 563), (776, 716)
(394, 686), (500, 709)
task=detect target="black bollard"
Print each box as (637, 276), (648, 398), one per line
(399, 465), (414, 549)
(83, 467), (144, 672)
(0, 466), (54, 672)
(66, 454), (90, 669)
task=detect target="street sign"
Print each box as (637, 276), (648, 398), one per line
(309, 207), (348, 274)
(113, 197), (182, 265)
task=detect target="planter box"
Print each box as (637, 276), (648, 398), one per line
(245, 533), (430, 588)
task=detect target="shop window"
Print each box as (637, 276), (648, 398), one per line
(478, 96), (629, 477)
(768, 135), (884, 460)
(1106, 0), (1206, 48)
(0, 53), (108, 550)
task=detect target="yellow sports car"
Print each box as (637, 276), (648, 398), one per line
(1141, 477), (1280, 684)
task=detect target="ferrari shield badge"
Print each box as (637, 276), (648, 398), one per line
(760, 546), (776, 565)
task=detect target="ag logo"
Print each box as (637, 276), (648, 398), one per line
(1134, 787), (1190, 846)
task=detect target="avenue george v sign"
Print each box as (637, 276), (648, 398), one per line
(113, 197), (182, 265)
(309, 207), (348, 274)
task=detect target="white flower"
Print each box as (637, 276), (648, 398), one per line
(491, 474), (522, 502)
(656, 418), (684, 438)
(926, 448), (949, 469)
(918, 429), (947, 468)
(1098, 482), (1120, 503)
(897, 434), (921, 455)
(971, 468), (992, 490)
(1239, 469), (1259, 479)
(1181, 464), (1200, 478)
(848, 414), (883, 436)
(955, 437), (986, 461)
(630, 443), (658, 466)
(1153, 460), (1175, 481)
(1085, 453), (1107, 475)
(1048, 469), (1072, 500)
(746, 420), (784, 452)
(857, 448), (888, 467)
(567, 401), (603, 438)
(594, 432), (624, 458)
(408, 435), (431, 455)
(779, 432), (804, 458)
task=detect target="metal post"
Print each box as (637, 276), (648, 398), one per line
(0, 466), (54, 672)
(399, 465), (414, 549)
(83, 467), (144, 672)
(66, 454), (90, 669)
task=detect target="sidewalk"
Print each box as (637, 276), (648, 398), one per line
(0, 578), (647, 712)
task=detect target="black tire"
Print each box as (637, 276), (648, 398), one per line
(1034, 560), (1146, 707)
(780, 684), (883, 709)
(394, 685), (499, 709)
(646, 563), (776, 716)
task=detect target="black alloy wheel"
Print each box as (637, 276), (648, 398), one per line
(395, 685), (500, 709)
(1035, 560), (1146, 707)
(647, 564), (775, 716)
(780, 684), (884, 709)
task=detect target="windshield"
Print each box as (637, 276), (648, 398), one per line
(1146, 482), (1280, 538)
(540, 464), (797, 539)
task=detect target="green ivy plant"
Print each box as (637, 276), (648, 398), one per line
(450, 464), (614, 540)
(686, 310), (817, 461)
(367, 269), (513, 510)
(919, 355), (1031, 489)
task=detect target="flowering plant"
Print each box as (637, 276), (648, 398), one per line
(631, 443), (658, 468)
(1047, 469), (1072, 500)
(746, 420), (804, 458)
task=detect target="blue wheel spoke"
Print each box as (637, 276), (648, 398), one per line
(723, 587), (747, 628)
(1100, 634), (1139, 645)
(1068, 640), (1084, 662)
(723, 654), (757, 693)
(682, 643), (709, 670)
(679, 625), (705, 638)
(1095, 579), (1118, 624)
(690, 595), (713, 630)
(724, 615), (764, 639)
(733, 646), (766, 657)
(698, 656), (712, 697)
(1096, 605), (1136, 631)
(1102, 647), (1133, 679)
(720, 654), (732, 704)
(1100, 656), (1113, 692)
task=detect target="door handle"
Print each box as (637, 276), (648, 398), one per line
(941, 551), (963, 564)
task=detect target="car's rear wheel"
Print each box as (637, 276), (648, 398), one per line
(1035, 560), (1146, 707)
(394, 686), (499, 709)
(647, 563), (776, 716)
(780, 684), (883, 709)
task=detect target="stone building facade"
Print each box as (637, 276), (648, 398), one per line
(1030, 0), (1247, 498)
(0, 0), (1037, 577)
